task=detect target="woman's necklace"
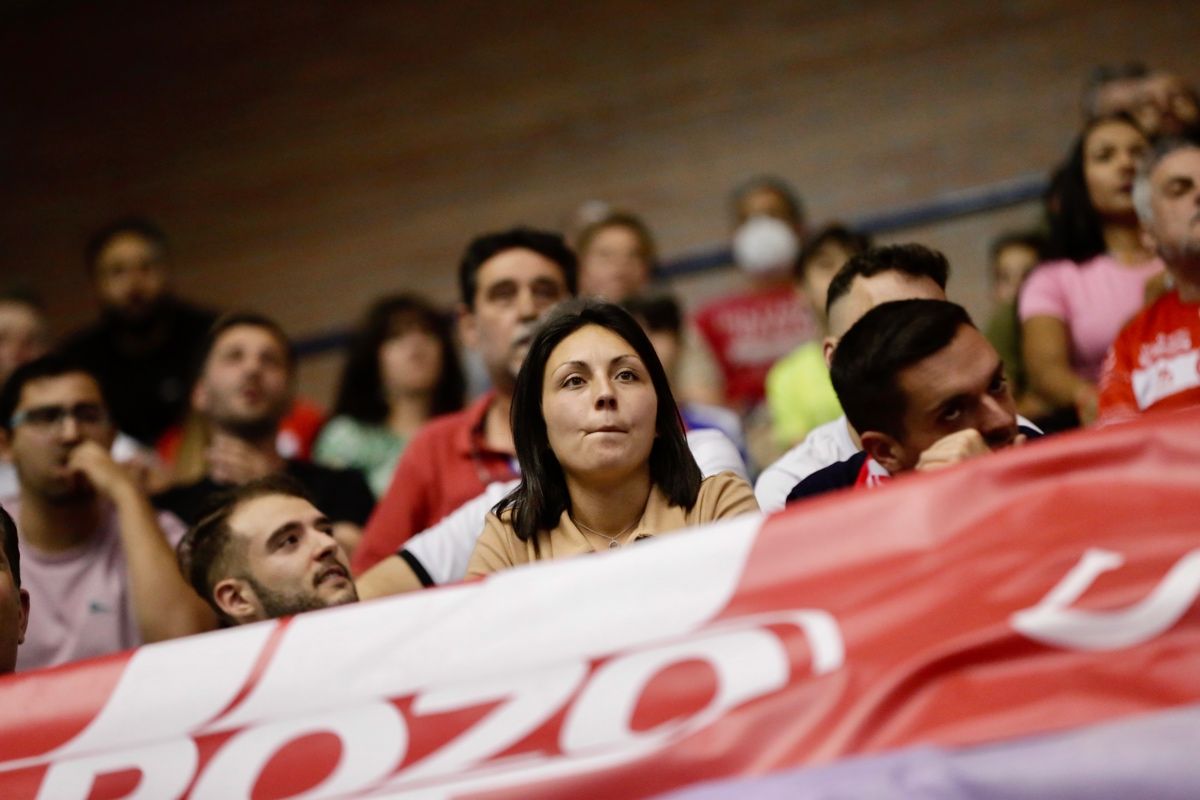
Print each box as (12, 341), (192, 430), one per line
(573, 516), (639, 550)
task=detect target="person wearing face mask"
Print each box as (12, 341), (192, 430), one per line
(466, 300), (758, 577)
(691, 176), (818, 412)
(1020, 115), (1164, 429)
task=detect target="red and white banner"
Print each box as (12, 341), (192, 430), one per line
(1, 408), (1198, 799)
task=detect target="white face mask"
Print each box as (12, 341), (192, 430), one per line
(732, 216), (799, 276)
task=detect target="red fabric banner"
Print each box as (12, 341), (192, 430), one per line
(1, 408), (1197, 799)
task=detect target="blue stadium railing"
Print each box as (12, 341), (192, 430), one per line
(294, 172), (1047, 358)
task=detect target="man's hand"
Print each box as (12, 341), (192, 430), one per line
(916, 428), (1027, 472)
(207, 434), (282, 485)
(67, 440), (136, 499)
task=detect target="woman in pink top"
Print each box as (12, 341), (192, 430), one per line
(1019, 114), (1163, 428)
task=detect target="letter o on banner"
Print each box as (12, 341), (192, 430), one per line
(191, 702), (406, 800)
(560, 629), (789, 756)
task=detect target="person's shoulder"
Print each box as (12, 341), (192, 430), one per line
(408, 397), (486, 448)
(786, 451), (867, 504)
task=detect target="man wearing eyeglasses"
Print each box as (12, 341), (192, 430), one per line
(0, 355), (215, 671)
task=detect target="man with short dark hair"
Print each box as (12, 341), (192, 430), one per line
(352, 227), (576, 572)
(755, 244), (950, 510)
(179, 476), (357, 626)
(60, 217), (217, 446)
(786, 300), (1035, 502)
(1098, 138), (1200, 424)
(0, 506), (29, 674)
(154, 313), (374, 544)
(0, 355), (214, 669)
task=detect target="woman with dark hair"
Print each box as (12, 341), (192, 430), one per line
(1019, 113), (1164, 429)
(315, 294), (465, 497)
(466, 300), (757, 576)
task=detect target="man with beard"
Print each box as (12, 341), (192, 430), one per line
(60, 218), (217, 447)
(154, 313), (374, 550)
(352, 228), (576, 572)
(1099, 138), (1200, 423)
(0, 356), (214, 670)
(178, 476), (357, 625)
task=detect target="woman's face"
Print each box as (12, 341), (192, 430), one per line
(542, 324), (658, 485)
(379, 325), (443, 398)
(578, 225), (651, 302)
(1084, 120), (1148, 218)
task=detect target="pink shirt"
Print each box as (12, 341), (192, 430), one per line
(1, 495), (187, 672)
(1018, 253), (1163, 383)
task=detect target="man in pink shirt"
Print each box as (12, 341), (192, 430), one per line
(0, 356), (214, 670)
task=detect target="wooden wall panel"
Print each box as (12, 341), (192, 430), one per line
(1, 0), (1196, 403)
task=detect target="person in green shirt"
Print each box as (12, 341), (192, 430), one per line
(766, 224), (872, 449)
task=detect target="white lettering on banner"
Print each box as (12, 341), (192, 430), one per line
(1011, 547), (1200, 651)
(395, 663), (587, 783)
(373, 610), (842, 798)
(191, 703), (406, 800)
(27, 625), (271, 768)
(560, 628), (790, 754)
(1131, 349), (1200, 410)
(35, 740), (197, 800)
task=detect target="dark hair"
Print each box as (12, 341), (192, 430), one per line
(1081, 62), (1149, 119)
(575, 211), (660, 276)
(178, 474), (313, 622)
(85, 216), (169, 274)
(331, 294), (465, 424)
(495, 299), (701, 542)
(831, 299), (975, 441)
(458, 227), (578, 309)
(795, 223), (873, 281)
(0, 287), (46, 313)
(825, 243), (951, 319)
(0, 353), (107, 434)
(0, 506), (20, 589)
(621, 293), (683, 336)
(1043, 113), (1146, 263)
(195, 311), (296, 382)
(730, 175), (805, 227)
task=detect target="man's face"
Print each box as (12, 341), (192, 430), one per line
(217, 494), (357, 624)
(0, 528), (29, 675)
(194, 325), (292, 439)
(0, 301), (49, 387)
(800, 242), (854, 327)
(1096, 73), (1199, 139)
(93, 232), (169, 321)
(991, 243), (1040, 306)
(459, 248), (569, 388)
(824, 272), (946, 366)
(1144, 146), (1200, 275)
(889, 325), (1019, 472)
(3, 373), (115, 501)
(578, 224), (651, 302)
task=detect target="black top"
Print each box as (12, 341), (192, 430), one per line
(785, 426), (1044, 505)
(786, 451), (868, 505)
(60, 297), (217, 445)
(154, 460), (376, 527)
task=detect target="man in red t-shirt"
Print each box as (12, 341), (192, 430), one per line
(352, 229), (577, 573)
(1098, 139), (1200, 425)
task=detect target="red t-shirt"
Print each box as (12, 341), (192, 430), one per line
(693, 283), (816, 409)
(1097, 289), (1200, 426)
(351, 391), (519, 574)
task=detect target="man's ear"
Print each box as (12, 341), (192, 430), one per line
(213, 578), (259, 624)
(822, 336), (838, 369)
(17, 588), (29, 645)
(860, 430), (907, 475)
(457, 303), (478, 350)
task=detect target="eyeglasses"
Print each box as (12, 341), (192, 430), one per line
(9, 403), (109, 431)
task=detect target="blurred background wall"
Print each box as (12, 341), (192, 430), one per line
(2, 0), (1197, 402)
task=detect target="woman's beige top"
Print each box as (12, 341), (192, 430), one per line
(466, 471), (759, 577)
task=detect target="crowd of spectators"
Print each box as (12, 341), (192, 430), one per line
(1, 62), (1198, 675)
